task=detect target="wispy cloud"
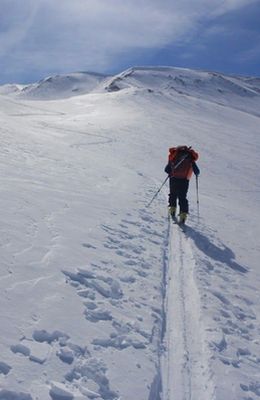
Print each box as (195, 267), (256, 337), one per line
(0, 0), (38, 56)
(0, 0), (259, 82)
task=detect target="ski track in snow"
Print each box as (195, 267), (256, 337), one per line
(161, 216), (260, 400)
(162, 220), (216, 400)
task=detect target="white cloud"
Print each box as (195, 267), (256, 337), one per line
(0, 0), (258, 80)
(210, 0), (258, 16)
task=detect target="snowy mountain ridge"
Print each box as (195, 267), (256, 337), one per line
(1, 66), (260, 102)
(106, 65), (260, 95)
(2, 66), (259, 117)
(0, 66), (260, 400)
(103, 66), (260, 117)
(0, 71), (109, 100)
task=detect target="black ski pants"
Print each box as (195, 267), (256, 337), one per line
(168, 177), (189, 213)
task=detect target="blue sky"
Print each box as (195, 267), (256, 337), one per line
(0, 0), (259, 84)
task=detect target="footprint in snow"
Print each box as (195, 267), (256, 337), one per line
(91, 316), (148, 350)
(10, 344), (30, 357)
(240, 382), (260, 397)
(33, 329), (70, 344)
(84, 308), (112, 323)
(49, 382), (74, 400)
(0, 361), (12, 375)
(92, 334), (146, 350)
(11, 339), (52, 365)
(63, 268), (123, 300)
(65, 357), (118, 400)
(82, 242), (97, 249)
(0, 390), (33, 400)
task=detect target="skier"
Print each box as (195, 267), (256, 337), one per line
(164, 145), (199, 223)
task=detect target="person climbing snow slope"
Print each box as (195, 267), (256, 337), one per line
(164, 145), (199, 224)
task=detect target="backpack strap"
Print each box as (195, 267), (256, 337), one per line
(172, 152), (189, 171)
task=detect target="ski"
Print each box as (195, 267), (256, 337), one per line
(170, 214), (187, 231)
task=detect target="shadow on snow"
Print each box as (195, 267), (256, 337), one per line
(185, 226), (248, 274)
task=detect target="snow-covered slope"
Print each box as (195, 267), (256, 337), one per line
(104, 66), (260, 116)
(0, 67), (260, 400)
(0, 72), (109, 100)
(0, 84), (25, 96)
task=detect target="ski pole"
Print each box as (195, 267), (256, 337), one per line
(196, 175), (200, 216)
(147, 176), (169, 208)
(146, 149), (192, 208)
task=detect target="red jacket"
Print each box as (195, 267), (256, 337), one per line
(166, 146), (199, 180)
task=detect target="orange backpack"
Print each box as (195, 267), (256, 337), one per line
(168, 146), (197, 180)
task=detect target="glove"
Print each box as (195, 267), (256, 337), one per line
(164, 163), (171, 174)
(192, 162), (200, 176)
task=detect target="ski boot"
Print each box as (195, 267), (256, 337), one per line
(179, 212), (188, 224)
(168, 206), (176, 219)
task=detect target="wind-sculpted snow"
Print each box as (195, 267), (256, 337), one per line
(104, 66), (260, 117)
(0, 72), (109, 100)
(113, 66), (260, 97)
(0, 66), (260, 399)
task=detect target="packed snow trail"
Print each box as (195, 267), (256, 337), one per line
(161, 220), (215, 400)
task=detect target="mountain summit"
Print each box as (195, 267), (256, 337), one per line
(1, 66), (259, 115)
